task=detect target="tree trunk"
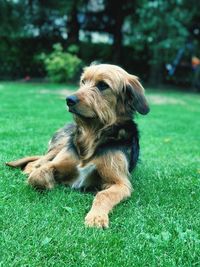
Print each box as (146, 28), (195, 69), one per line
(67, 1), (80, 45)
(112, 15), (123, 64)
(112, 0), (125, 64)
(149, 46), (163, 86)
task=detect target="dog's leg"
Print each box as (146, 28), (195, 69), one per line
(23, 148), (63, 175)
(27, 162), (55, 189)
(27, 149), (78, 189)
(6, 151), (57, 175)
(6, 146), (65, 177)
(85, 182), (131, 228)
(6, 143), (65, 175)
(6, 156), (41, 169)
(85, 152), (132, 228)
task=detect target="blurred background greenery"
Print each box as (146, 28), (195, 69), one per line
(0, 0), (200, 90)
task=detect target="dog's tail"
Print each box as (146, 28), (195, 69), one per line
(6, 156), (41, 169)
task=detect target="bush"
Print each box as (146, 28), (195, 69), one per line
(39, 43), (83, 83)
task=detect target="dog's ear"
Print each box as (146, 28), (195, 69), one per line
(125, 75), (150, 115)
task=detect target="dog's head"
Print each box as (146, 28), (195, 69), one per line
(66, 64), (149, 124)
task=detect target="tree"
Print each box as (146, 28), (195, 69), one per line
(130, 0), (198, 84)
(0, 0), (27, 37)
(80, 0), (137, 64)
(66, 0), (80, 45)
(104, 0), (136, 63)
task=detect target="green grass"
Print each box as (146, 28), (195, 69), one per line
(0, 82), (200, 267)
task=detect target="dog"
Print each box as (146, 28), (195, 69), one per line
(6, 64), (150, 228)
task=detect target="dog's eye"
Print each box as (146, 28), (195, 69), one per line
(81, 79), (86, 84)
(96, 81), (109, 91)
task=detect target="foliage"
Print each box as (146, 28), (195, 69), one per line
(125, 0), (200, 83)
(0, 0), (26, 37)
(1, 82), (200, 266)
(39, 43), (83, 83)
(0, 0), (199, 87)
(0, 38), (147, 81)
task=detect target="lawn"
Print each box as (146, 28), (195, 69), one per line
(0, 82), (200, 267)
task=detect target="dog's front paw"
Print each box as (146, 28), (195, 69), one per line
(23, 162), (37, 175)
(85, 211), (109, 228)
(28, 164), (55, 190)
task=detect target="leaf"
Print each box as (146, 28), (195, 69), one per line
(161, 231), (171, 241)
(164, 138), (171, 143)
(41, 237), (52, 246)
(62, 206), (73, 215)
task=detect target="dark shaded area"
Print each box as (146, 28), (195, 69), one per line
(0, 36), (149, 80)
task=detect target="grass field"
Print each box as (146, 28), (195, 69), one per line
(0, 82), (200, 267)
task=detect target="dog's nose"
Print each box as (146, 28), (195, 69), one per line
(66, 95), (79, 107)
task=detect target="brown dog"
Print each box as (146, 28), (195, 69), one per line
(6, 64), (149, 228)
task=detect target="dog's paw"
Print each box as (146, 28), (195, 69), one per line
(23, 162), (37, 175)
(85, 211), (109, 228)
(28, 164), (55, 190)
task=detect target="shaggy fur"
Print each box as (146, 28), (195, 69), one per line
(6, 64), (150, 228)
